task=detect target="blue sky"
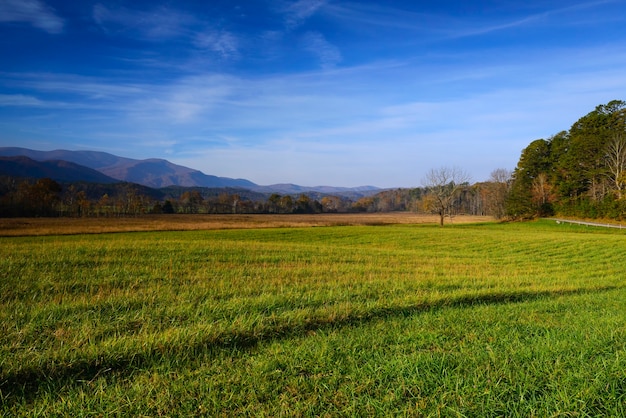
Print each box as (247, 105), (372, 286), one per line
(1, 0), (625, 187)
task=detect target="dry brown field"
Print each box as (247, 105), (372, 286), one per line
(0, 213), (494, 236)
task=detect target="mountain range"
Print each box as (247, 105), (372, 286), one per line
(0, 147), (379, 196)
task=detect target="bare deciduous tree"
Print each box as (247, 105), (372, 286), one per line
(422, 166), (471, 226)
(486, 168), (512, 219)
(531, 172), (556, 215)
(605, 134), (626, 199)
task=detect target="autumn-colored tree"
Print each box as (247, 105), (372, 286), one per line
(295, 194), (309, 213)
(76, 190), (90, 217)
(320, 195), (343, 212)
(214, 193), (227, 213)
(279, 195), (294, 213)
(98, 194), (111, 216)
(351, 196), (375, 212)
(17, 178), (62, 216)
(180, 190), (204, 213)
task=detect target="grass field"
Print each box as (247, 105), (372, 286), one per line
(2, 216), (626, 416)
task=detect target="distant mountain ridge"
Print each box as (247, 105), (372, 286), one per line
(0, 147), (256, 189)
(0, 147), (380, 195)
(0, 156), (119, 184)
(254, 183), (379, 195)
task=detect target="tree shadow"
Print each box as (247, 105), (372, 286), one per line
(1, 285), (619, 406)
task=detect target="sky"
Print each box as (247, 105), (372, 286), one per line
(1, 0), (626, 188)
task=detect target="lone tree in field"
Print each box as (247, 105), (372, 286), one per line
(422, 166), (471, 226)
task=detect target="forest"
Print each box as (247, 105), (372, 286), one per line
(507, 100), (626, 220)
(1, 100), (623, 221)
(0, 174), (508, 219)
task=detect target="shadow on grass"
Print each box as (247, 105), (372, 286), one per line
(1, 285), (619, 405)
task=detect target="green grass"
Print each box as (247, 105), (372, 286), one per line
(2, 219), (626, 416)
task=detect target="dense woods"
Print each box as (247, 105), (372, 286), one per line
(507, 100), (626, 220)
(2, 100), (623, 221)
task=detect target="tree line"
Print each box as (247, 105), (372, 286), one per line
(507, 100), (626, 220)
(0, 173), (511, 219)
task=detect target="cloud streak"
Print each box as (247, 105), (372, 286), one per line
(92, 3), (193, 40)
(194, 30), (240, 60)
(324, 0), (625, 41)
(0, 0), (64, 33)
(281, 0), (326, 29)
(0, 94), (45, 107)
(301, 32), (342, 68)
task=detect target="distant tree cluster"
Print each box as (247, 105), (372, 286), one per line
(507, 100), (626, 219)
(0, 173), (512, 219)
(0, 177), (159, 217)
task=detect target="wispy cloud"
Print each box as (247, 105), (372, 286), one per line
(92, 3), (193, 40)
(279, 0), (326, 29)
(158, 75), (237, 123)
(0, 94), (45, 107)
(194, 30), (240, 60)
(323, 3), (437, 32)
(325, 0), (625, 41)
(324, 2), (526, 40)
(0, 0), (64, 33)
(436, 1), (626, 40)
(91, 4), (245, 63)
(301, 32), (342, 68)
(6, 73), (145, 101)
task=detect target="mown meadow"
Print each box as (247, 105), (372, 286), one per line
(1, 218), (626, 416)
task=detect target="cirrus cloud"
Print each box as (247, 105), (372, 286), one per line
(0, 0), (64, 33)
(194, 30), (240, 60)
(301, 32), (342, 68)
(92, 3), (193, 40)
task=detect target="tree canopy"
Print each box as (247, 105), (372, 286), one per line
(507, 100), (626, 219)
